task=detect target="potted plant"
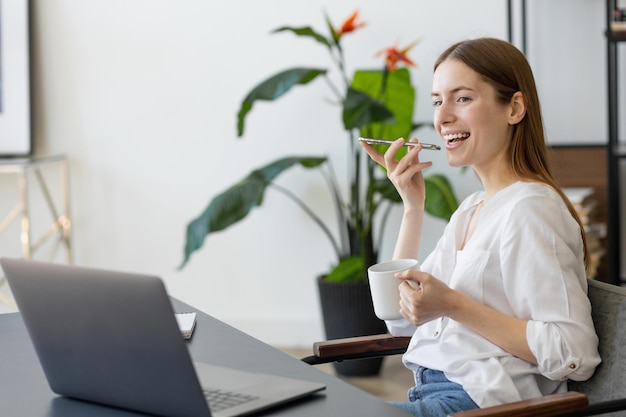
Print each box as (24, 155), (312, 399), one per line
(179, 10), (458, 375)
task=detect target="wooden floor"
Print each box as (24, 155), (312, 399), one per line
(279, 347), (414, 403)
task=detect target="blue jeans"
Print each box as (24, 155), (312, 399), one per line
(389, 367), (479, 417)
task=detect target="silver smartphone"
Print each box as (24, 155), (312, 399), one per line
(358, 137), (441, 151)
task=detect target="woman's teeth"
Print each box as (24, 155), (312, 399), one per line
(444, 132), (470, 144)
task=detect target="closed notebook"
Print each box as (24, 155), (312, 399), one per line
(176, 312), (197, 339)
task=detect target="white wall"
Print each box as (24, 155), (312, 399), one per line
(525, 0), (607, 144)
(0, 0), (612, 346)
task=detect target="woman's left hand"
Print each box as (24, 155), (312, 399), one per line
(395, 269), (455, 325)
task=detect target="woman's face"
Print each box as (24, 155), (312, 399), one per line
(431, 58), (515, 173)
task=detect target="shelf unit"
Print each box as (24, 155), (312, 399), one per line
(508, 1), (624, 285)
(606, 0), (626, 285)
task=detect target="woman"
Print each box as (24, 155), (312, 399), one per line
(360, 37), (601, 417)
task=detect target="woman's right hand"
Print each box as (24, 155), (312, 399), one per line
(359, 137), (432, 209)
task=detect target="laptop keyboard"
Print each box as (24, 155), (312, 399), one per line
(204, 388), (260, 412)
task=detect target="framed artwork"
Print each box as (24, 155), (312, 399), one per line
(0, 0), (31, 156)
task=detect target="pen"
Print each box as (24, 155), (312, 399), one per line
(358, 137), (441, 151)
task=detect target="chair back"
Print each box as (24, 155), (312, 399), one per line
(568, 279), (626, 405)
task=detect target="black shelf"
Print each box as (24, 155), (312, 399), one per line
(608, 19), (626, 41)
(613, 144), (626, 157)
(606, 29), (626, 42)
(606, 0), (625, 285)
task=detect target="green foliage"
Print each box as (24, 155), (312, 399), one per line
(352, 69), (414, 140)
(424, 174), (458, 221)
(325, 256), (365, 283)
(237, 68), (327, 137)
(181, 12), (460, 281)
(181, 157), (326, 268)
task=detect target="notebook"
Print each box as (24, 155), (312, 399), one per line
(175, 312), (197, 339)
(0, 258), (325, 417)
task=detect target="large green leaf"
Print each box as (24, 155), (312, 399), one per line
(374, 174), (458, 221)
(181, 156), (326, 268)
(237, 68), (327, 137)
(325, 256), (365, 283)
(272, 26), (331, 49)
(352, 68), (415, 140)
(424, 174), (458, 221)
(373, 177), (401, 203)
(342, 87), (395, 130)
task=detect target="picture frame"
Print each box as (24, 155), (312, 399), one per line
(0, 0), (32, 156)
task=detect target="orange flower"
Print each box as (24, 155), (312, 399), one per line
(338, 10), (366, 37)
(377, 40), (419, 72)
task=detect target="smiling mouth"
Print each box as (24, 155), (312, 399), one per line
(443, 132), (470, 145)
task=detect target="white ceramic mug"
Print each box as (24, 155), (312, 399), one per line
(368, 259), (419, 320)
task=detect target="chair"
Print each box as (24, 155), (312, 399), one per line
(303, 279), (626, 416)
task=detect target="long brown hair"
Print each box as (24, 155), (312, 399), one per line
(434, 37), (590, 273)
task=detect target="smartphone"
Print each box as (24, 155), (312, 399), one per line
(358, 137), (441, 151)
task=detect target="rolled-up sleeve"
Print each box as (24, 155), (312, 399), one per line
(527, 320), (599, 380)
(500, 194), (601, 381)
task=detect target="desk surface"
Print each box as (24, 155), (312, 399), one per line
(0, 298), (410, 416)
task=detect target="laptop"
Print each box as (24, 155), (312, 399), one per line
(0, 258), (325, 417)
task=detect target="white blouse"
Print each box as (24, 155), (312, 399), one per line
(386, 181), (601, 408)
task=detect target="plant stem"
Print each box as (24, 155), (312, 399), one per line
(330, 42), (351, 87)
(377, 200), (394, 257)
(321, 75), (344, 103)
(351, 130), (361, 256)
(268, 182), (342, 259)
(322, 162), (350, 256)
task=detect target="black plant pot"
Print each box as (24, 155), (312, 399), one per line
(316, 276), (388, 377)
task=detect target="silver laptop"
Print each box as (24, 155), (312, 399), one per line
(0, 258), (325, 417)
